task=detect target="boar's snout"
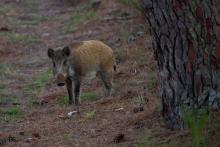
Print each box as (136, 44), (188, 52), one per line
(56, 74), (66, 87)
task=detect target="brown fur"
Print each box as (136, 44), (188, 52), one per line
(48, 40), (116, 105)
(68, 40), (115, 76)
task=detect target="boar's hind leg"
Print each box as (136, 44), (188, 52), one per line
(74, 78), (81, 105)
(98, 70), (113, 97)
(66, 77), (73, 104)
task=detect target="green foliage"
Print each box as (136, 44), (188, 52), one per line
(0, 6), (9, 16)
(63, 11), (97, 33)
(18, 14), (48, 25)
(132, 95), (146, 106)
(84, 110), (96, 119)
(182, 108), (209, 147)
(0, 63), (15, 78)
(0, 32), (37, 43)
(138, 133), (152, 147)
(0, 107), (23, 123)
(22, 0), (39, 12)
(65, 0), (78, 6)
(0, 64), (16, 100)
(58, 96), (69, 107)
(115, 48), (122, 64)
(80, 92), (98, 102)
(147, 74), (157, 92)
(165, 140), (181, 147)
(118, 0), (142, 10)
(25, 70), (52, 96)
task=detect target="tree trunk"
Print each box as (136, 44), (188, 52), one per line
(144, 0), (220, 129)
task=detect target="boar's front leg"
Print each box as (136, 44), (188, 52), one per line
(66, 77), (73, 104)
(74, 78), (81, 105)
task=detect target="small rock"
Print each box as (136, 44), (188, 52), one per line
(133, 106), (144, 113)
(25, 137), (33, 143)
(19, 132), (24, 136)
(58, 114), (69, 120)
(127, 35), (136, 43)
(39, 99), (48, 105)
(12, 102), (21, 105)
(67, 111), (78, 117)
(113, 134), (125, 143)
(0, 27), (10, 32)
(32, 133), (40, 139)
(133, 122), (144, 129)
(115, 108), (124, 112)
(121, 12), (131, 17)
(136, 31), (145, 37)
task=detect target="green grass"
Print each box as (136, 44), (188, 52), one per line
(115, 48), (122, 64)
(58, 96), (69, 107)
(182, 108), (209, 147)
(0, 107), (23, 123)
(0, 6), (9, 16)
(131, 95), (146, 106)
(0, 32), (37, 43)
(118, 0), (142, 10)
(25, 69), (52, 97)
(22, 0), (39, 13)
(80, 92), (99, 102)
(138, 132), (152, 147)
(84, 110), (96, 119)
(166, 141), (181, 147)
(147, 74), (157, 92)
(18, 14), (48, 25)
(0, 63), (15, 78)
(63, 11), (97, 33)
(0, 64), (16, 101)
(111, 144), (118, 147)
(0, 63), (13, 71)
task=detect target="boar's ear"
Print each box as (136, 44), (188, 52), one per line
(48, 48), (54, 58)
(63, 46), (70, 57)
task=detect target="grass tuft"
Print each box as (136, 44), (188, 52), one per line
(138, 132), (152, 147)
(18, 14), (48, 25)
(118, 0), (142, 10)
(80, 92), (99, 102)
(115, 48), (122, 64)
(0, 63), (15, 79)
(182, 108), (209, 147)
(0, 107), (23, 123)
(25, 70), (52, 98)
(0, 6), (9, 16)
(0, 32), (37, 43)
(63, 11), (97, 33)
(58, 96), (69, 107)
(147, 74), (157, 92)
(84, 110), (96, 119)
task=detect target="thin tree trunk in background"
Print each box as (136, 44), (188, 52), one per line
(143, 0), (220, 129)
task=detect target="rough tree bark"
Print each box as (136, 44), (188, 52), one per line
(143, 0), (220, 129)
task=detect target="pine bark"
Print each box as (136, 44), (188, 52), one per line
(144, 0), (220, 129)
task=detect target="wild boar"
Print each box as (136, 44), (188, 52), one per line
(47, 40), (116, 105)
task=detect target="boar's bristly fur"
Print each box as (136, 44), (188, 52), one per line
(48, 40), (116, 105)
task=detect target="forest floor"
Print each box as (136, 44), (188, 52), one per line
(0, 0), (194, 146)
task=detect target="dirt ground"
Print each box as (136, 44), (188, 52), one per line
(0, 0), (191, 146)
